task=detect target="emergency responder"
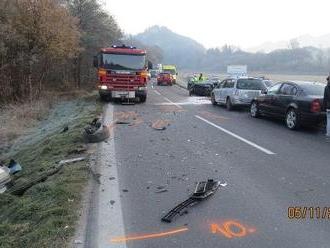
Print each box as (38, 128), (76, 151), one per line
(324, 76), (330, 137)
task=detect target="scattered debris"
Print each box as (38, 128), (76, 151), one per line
(109, 177), (116, 180)
(83, 118), (110, 143)
(8, 164), (64, 195)
(58, 157), (86, 166)
(110, 200), (116, 205)
(115, 121), (131, 125)
(74, 240), (83, 244)
(151, 119), (170, 130)
(8, 159), (22, 174)
(61, 125), (69, 133)
(122, 189), (128, 193)
(155, 189), (168, 193)
(114, 111), (143, 127)
(220, 182), (227, 187)
(161, 179), (226, 223)
(0, 166), (11, 193)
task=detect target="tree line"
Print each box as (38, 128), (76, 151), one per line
(195, 45), (330, 75)
(0, 0), (122, 103)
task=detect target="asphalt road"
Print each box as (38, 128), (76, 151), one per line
(87, 80), (330, 248)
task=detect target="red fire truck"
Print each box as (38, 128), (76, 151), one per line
(93, 45), (150, 102)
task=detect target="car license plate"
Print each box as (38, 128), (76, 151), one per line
(112, 91), (135, 98)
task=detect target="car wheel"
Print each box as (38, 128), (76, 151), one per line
(211, 93), (217, 106)
(226, 97), (233, 111)
(286, 108), (300, 130)
(189, 89), (193, 96)
(250, 101), (260, 118)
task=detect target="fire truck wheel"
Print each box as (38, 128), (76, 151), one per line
(100, 95), (111, 102)
(140, 95), (147, 103)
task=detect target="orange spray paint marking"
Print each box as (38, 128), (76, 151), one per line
(110, 227), (189, 243)
(210, 221), (256, 239)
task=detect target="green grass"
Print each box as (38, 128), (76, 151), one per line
(0, 95), (103, 248)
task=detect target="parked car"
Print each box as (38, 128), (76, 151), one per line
(157, 72), (174, 86)
(211, 77), (267, 110)
(250, 81), (326, 130)
(189, 79), (216, 96)
(262, 79), (274, 88)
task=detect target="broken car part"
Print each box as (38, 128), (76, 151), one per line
(0, 166), (11, 194)
(8, 159), (22, 175)
(83, 118), (110, 143)
(161, 179), (224, 223)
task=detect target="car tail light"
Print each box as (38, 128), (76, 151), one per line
(311, 99), (321, 113)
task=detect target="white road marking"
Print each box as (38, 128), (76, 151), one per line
(154, 101), (211, 106)
(96, 104), (127, 248)
(162, 96), (184, 109)
(195, 115), (276, 155)
(154, 90), (161, 96)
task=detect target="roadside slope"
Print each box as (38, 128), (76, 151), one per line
(0, 94), (102, 248)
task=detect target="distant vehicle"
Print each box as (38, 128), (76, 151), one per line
(189, 79), (216, 96)
(150, 70), (159, 78)
(93, 45), (150, 102)
(211, 77), (267, 110)
(157, 72), (174, 86)
(162, 65), (178, 83)
(250, 81), (326, 130)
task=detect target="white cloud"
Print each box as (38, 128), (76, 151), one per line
(104, 0), (330, 49)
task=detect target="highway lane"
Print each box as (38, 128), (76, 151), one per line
(89, 81), (330, 248)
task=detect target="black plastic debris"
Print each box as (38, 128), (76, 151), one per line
(61, 125), (69, 133)
(161, 179), (225, 223)
(8, 159), (22, 175)
(115, 121), (131, 125)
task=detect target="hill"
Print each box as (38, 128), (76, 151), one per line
(134, 26), (206, 69)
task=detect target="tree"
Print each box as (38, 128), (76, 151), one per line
(67, 0), (122, 87)
(0, 0), (80, 102)
(289, 39), (300, 49)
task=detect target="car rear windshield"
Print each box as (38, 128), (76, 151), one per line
(237, 79), (265, 90)
(300, 83), (325, 96)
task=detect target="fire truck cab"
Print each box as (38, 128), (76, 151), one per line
(93, 45), (150, 102)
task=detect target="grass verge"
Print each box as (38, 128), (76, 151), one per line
(0, 94), (103, 248)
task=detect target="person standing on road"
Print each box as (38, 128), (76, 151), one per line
(324, 76), (330, 137)
(198, 73), (203, 81)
